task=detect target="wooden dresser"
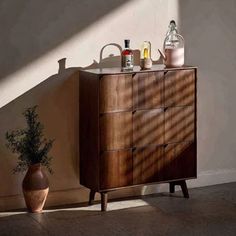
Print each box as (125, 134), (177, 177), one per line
(79, 65), (197, 211)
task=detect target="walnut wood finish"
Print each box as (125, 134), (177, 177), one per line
(100, 112), (132, 151)
(79, 66), (197, 211)
(100, 150), (133, 189)
(89, 190), (96, 205)
(164, 69), (195, 107)
(101, 192), (108, 211)
(133, 109), (164, 147)
(133, 72), (164, 109)
(169, 180), (189, 198)
(79, 71), (100, 191)
(133, 146), (164, 184)
(100, 74), (132, 113)
(165, 106), (195, 143)
(164, 142), (196, 180)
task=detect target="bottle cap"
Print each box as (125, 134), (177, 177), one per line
(124, 39), (130, 48)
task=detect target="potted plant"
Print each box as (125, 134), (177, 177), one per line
(6, 106), (54, 213)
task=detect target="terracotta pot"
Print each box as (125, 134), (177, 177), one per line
(22, 163), (49, 213)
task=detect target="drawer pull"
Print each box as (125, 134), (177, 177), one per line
(132, 110), (137, 114)
(132, 147), (137, 152)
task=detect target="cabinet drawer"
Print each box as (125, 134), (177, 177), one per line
(133, 109), (164, 147)
(100, 112), (132, 151)
(133, 146), (164, 185)
(100, 74), (132, 113)
(100, 150), (133, 189)
(133, 72), (164, 109)
(165, 69), (195, 107)
(165, 106), (195, 143)
(163, 142), (196, 180)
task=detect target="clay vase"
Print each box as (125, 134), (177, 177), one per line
(22, 163), (49, 213)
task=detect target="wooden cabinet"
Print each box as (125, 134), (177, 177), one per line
(79, 65), (197, 211)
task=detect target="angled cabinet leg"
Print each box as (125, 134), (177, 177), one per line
(101, 192), (108, 211)
(180, 181), (189, 198)
(169, 182), (175, 193)
(169, 180), (189, 198)
(89, 190), (96, 205)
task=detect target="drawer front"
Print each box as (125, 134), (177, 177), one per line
(100, 74), (132, 113)
(133, 72), (164, 109)
(100, 150), (133, 189)
(100, 112), (132, 151)
(165, 69), (195, 107)
(133, 146), (164, 185)
(163, 142), (196, 180)
(133, 109), (164, 147)
(165, 106), (195, 143)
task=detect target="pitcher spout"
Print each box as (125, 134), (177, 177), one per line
(158, 49), (166, 60)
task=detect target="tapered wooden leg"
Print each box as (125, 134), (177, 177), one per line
(169, 182), (175, 193)
(180, 181), (189, 198)
(89, 190), (96, 205)
(101, 192), (108, 211)
(169, 180), (189, 198)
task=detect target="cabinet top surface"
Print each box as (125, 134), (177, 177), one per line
(80, 64), (197, 75)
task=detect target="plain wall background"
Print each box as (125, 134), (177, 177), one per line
(180, 0), (236, 172)
(0, 0), (236, 210)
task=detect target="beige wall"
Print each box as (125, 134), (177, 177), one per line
(179, 0), (236, 181)
(0, 0), (235, 211)
(0, 0), (179, 210)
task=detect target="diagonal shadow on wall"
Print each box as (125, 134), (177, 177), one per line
(0, 0), (131, 80)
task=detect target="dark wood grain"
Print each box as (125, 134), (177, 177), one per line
(133, 146), (164, 184)
(100, 74), (132, 113)
(133, 109), (165, 147)
(165, 69), (195, 107)
(100, 112), (132, 151)
(100, 150), (133, 189)
(133, 72), (164, 109)
(79, 71), (100, 191)
(165, 106), (195, 143)
(79, 67), (197, 211)
(163, 142), (196, 181)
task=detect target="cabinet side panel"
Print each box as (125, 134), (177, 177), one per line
(79, 71), (99, 191)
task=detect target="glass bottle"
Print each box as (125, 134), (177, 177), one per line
(165, 20), (182, 49)
(162, 20), (185, 67)
(121, 39), (134, 71)
(140, 41), (152, 69)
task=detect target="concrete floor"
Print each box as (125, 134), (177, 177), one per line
(0, 182), (236, 236)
